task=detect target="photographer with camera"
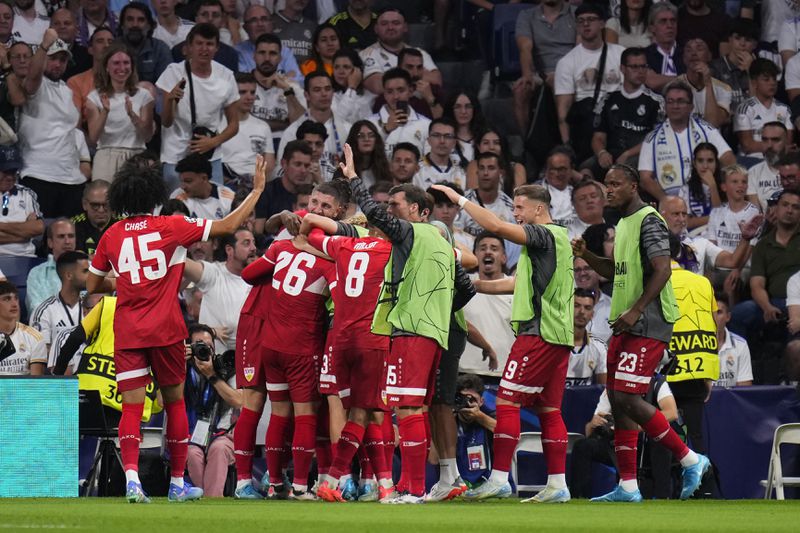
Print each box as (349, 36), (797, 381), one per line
(184, 323), (242, 497)
(454, 374), (496, 487)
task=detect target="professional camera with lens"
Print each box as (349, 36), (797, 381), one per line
(453, 392), (476, 412)
(191, 343), (235, 381)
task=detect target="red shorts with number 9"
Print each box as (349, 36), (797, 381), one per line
(607, 332), (667, 395)
(497, 335), (569, 408)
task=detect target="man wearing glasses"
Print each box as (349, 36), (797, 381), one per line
(554, 3), (624, 164)
(412, 118), (465, 190)
(638, 79), (735, 202)
(71, 179), (118, 256)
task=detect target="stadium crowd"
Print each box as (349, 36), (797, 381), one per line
(0, 0), (798, 503)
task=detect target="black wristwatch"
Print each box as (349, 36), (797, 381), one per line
(207, 375), (220, 386)
(284, 88), (295, 97)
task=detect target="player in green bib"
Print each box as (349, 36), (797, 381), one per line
(339, 144), (476, 504)
(573, 164), (710, 503)
(432, 182), (575, 504)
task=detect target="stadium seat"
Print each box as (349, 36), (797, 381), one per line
(511, 431), (584, 494)
(0, 256), (45, 287)
(491, 4), (530, 80)
(762, 423), (800, 500)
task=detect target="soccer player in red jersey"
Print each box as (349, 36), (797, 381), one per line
(299, 212), (398, 503)
(87, 156), (267, 503)
(240, 237), (336, 500)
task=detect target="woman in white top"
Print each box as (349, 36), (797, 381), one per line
(86, 44), (155, 182)
(331, 48), (374, 125)
(465, 128), (527, 196)
(605, 0), (653, 49)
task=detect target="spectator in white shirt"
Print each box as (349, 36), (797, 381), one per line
(369, 67), (430, 160)
(277, 71), (351, 173)
(735, 59), (793, 161)
(221, 72), (276, 187)
(413, 118), (466, 191)
(567, 288), (607, 387)
(0, 281), (46, 376)
(746, 122), (790, 212)
(714, 293), (753, 387)
(12, 0), (48, 47)
(389, 141), (420, 186)
(157, 23), (240, 190)
(574, 256), (612, 344)
(360, 7), (441, 95)
(330, 47), (374, 125)
(459, 231), (513, 379)
(182, 228), (256, 352)
(0, 145), (43, 258)
(567, 178), (606, 239)
(85, 43), (155, 182)
(705, 165), (761, 253)
(18, 30), (85, 218)
(170, 154), (235, 220)
(152, 0), (194, 48)
(540, 146), (577, 227)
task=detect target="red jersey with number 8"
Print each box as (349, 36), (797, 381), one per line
(321, 235), (391, 350)
(254, 239), (336, 356)
(89, 215), (212, 350)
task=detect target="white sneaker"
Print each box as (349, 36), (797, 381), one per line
(521, 485), (571, 504)
(391, 492), (425, 504)
(425, 481), (463, 502)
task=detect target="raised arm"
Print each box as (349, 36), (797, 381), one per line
(209, 155), (266, 237)
(182, 257), (205, 284)
(24, 29), (58, 97)
(339, 143), (412, 244)
(430, 184), (527, 245)
(473, 276), (516, 294)
(299, 212), (339, 236)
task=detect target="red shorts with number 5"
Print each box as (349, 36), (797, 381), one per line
(607, 332), (667, 395)
(497, 335), (569, 408)
(115, 341), (185, 392)
(383, 336), (441, 407)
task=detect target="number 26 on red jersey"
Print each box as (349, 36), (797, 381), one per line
(272, 250), (317, 295)
(117, 233), (167, 284)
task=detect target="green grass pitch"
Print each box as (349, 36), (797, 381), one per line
(1, 499), (799, 532)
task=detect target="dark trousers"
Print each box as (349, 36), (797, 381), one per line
(570, 435), (615, 498)
(21, 176), (85, 219)
(670, 379), (707, 454)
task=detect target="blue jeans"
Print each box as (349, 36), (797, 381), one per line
(162, 159), (223, 191)
(729, 298), (786, 342)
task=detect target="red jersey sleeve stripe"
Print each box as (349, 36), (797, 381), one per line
(89, 265), (109, 276)
(201, 219), (212, 242)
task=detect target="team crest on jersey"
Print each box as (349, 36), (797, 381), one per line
(637, 105), (645, 116)
(244, 366), (255, 382)
(381, 390), (388, 405)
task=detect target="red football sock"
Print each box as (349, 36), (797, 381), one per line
(315, 408), (332, 477)
(492, 404), (521, 473)
(398, 414), (427, 496)
(119, 403), (144, 472)
(539, 410), (568, 475)
(381, 415), (395, 480)
(329, 421), (365, 481)
(364, 422), (391, 481)
(358, 445), (374, 481)
(265, 414), (290, 485)
(422, 411), (432, 453)
(642, 410), (690, 460)
(292, 414), (317, 487)
(233, 407), (260, 481)
(614, 429), (640, 481)
(165, 400), (189, 478)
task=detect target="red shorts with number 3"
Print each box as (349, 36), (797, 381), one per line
(607, 332), (667, 395)
(497, 335), (570, 408)
(318, 333), (338, 395)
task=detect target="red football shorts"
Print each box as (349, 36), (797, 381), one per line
(318, 333), (338, 395)
(607, 332), (667, 395)
(263, 348), (320, 403)
(335, 346), (389, 410)
(235, 314), (266, 388)
(115, 341), (185, 392)
(383, 336), (441, 407)
(497, 335), (569, 408)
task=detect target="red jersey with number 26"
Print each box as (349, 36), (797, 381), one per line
(321, 235), (391, 350)
(254, 239), (335, 356)
(89, 215), (212, 350)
